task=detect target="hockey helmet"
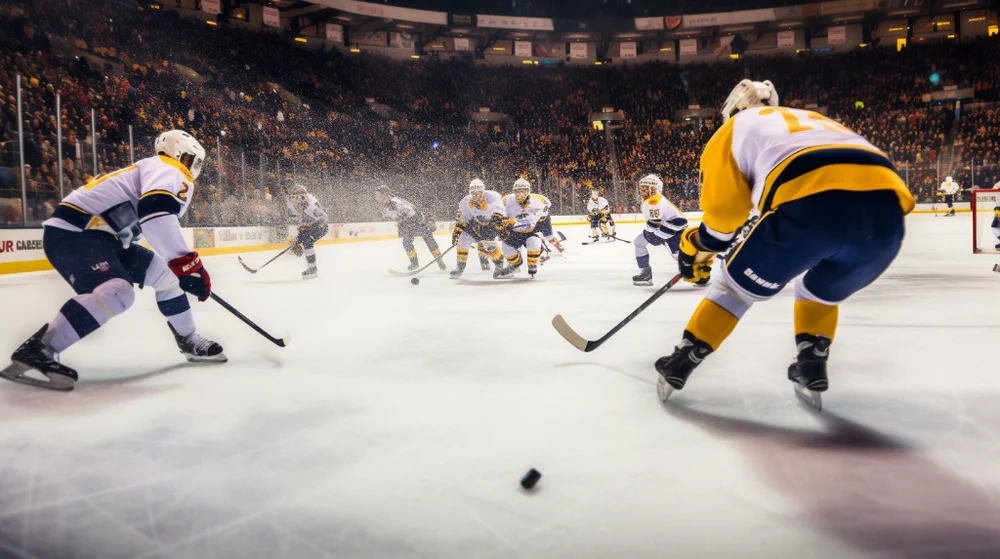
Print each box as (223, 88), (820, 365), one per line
(155, 130), (206, 179)
(721, 79), (779, 122)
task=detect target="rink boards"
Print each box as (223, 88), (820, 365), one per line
(0, 203), (968, 275)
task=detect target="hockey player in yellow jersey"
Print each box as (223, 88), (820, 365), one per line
(655, 79), (915, 409)
(450, 179), (507, 279)
(497, 178), (547, 278)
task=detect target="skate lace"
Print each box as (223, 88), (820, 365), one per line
(185, 334), (215, 353)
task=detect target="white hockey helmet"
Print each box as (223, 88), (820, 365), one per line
(945, 176), (953, 183)
(155, 130), (206, 179)
(513, 178), (531, 192)
(721, 79), (779, 123)
(469, 178), (486, 194)
(590, 188), (600, 197)
(637, 174), (663, 194)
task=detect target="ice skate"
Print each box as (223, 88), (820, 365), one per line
(654, 337), (712, 402)
(495, 263), (519, 279)
(449, 262), (467, 280)
(788, 335), (830, 411)
(170, 323), (227, 363)
(302, 266), (318, 280)
(632, 266), (653, 286)
(406, 261), (420, 272)
(0, 325), (77, 391)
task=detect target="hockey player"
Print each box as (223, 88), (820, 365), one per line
(450, 179), (507, 279)
(376, 186), (446, 271)
(1, 130), (225, 391)
(529, 184), (564, 257)
(586, 188), (616, 242)
(497, 178), (548, 278)
(285, 184), (329, 280)
(654, 79), (915, 407)
(938, 176), (960, 217)
(992, 189), (1000, 250)
(631, 174), (689, 286)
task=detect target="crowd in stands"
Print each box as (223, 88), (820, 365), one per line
(2, 0), (999, 227)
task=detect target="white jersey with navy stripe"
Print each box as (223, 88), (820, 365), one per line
(383, 196), (417, 221)
(642, 194), (688, 238)
(44, 155), (194, 259)
(287, 193), (328, 227)
(503, 193), (550, 233)
(586, 196), (610, 214)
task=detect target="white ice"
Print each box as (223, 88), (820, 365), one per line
(1, 215), (999, 559)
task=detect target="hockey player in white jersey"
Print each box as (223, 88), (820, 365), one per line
(586, 188), (616, 243)
(527, 182), (565, 262)
(1, 130), (224, 391)
(450, 179), (506, 279)
(376, 185), (445, 271)
(285, 184), (329, 280)
(630, 174), (689, 286)
(497, 178), (548, 278)
(938, 176), (960, 216)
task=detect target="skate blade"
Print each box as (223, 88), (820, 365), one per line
(0, 362), (75, 391)
(656, 376), (675, 402)
(793, 383), (823, 412)
(184, 352), (229, 364)
(633, 281), (654, 287)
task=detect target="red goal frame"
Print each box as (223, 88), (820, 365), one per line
(971, 189), (1000, 253)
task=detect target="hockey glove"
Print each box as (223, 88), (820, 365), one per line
(292, 242), (304, 257)
(169, 252), (212, 302)
(678, 227), (714, 286)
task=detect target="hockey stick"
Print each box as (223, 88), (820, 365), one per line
(552, 273), (683, 352)
(388, 244), (455, 276)
(210, 292), (288, 347)
(239, 245), (292, 274)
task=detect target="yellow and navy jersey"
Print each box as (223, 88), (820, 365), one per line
(456, 190), (505, 227)
(698, 105), (914, 249)
(502, 193), (549, 233)
(939, 180), (960, 195)
(44, 155), (195, 258)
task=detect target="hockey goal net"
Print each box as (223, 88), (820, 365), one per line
(972, 189), (1000, 253)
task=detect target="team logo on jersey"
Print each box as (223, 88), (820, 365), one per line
(178, 182), (191, 201)
(91, 261), (110, 273)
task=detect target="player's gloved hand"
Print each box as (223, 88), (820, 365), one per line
(168, 252), (212, 302)
(292, 242), (304, 257)
(678, 227), (714, 285)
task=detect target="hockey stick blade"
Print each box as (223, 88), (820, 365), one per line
(210, 292), (288, 347)
(239, 245), (292, 274)
(552, 274), (683, 352)
(238, 256), (258, 274)
(389, 245), (455, 276)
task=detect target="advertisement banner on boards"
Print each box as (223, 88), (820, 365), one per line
(777, 30), (795, 48)
(514, 41), (532, 57)
(634, 16), (663, 30)
(569, 42), (588, 59)
(680, 38), (698, 55)
(619, 42), (637, 58)
(453, 37), (472, 51)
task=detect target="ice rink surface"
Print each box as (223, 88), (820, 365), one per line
(1, 214), (999, 559)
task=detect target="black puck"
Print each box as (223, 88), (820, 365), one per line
(520, 468), (541, 490)
(411, 277), (420, 285)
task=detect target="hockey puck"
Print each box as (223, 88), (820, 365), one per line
(520, 468), (541, 490)
(411, 278), (420, 285)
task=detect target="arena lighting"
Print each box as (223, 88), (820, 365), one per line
(410, 54), (421, 59)
(594, 61), (602, 65)
(492, 46), (506, 51)
(968, 16), (986, 22)
(206, 20), (218, 26)
(947, 34), (956, 39)
(730, 54), (740, 59)
(659, 47), (672, 51)
(521, 59), (533, 64)
(350, 47), (361, 53)
(294, 37), (307, 43)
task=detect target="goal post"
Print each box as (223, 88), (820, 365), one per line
(971, 189), (1000, 254)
